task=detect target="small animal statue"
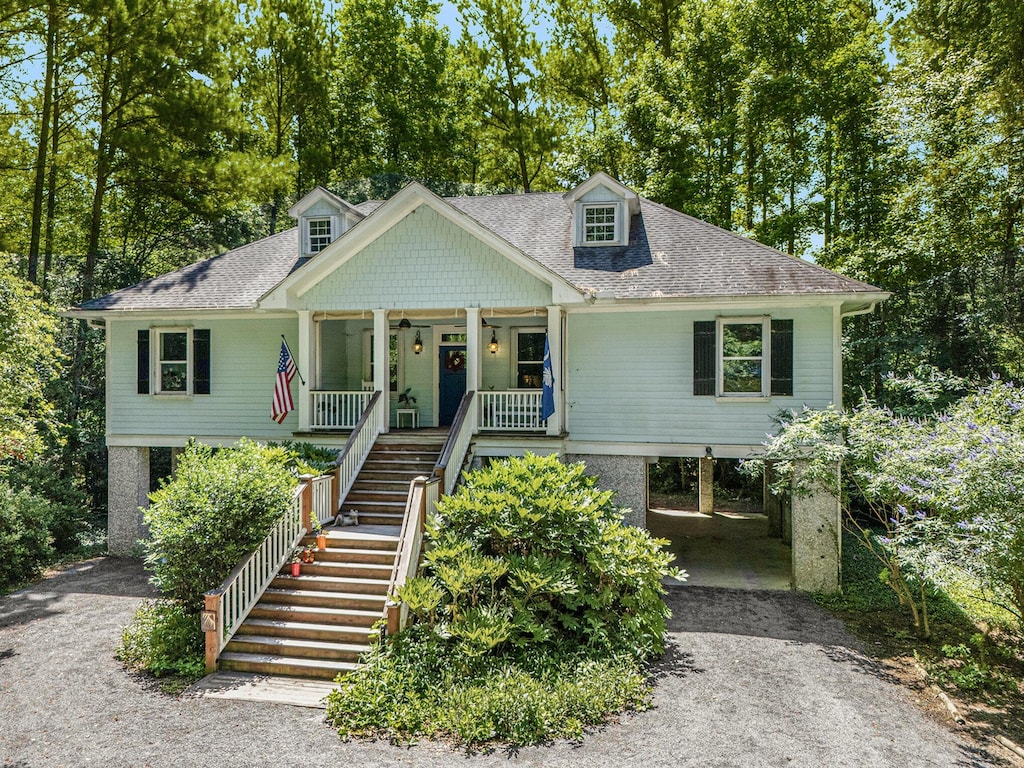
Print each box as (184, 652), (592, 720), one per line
(336, 509), (360, 527)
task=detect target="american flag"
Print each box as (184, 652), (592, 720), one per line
(271, 340), (298, 423)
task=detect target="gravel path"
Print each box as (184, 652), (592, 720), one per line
(0, 557), (999, 768)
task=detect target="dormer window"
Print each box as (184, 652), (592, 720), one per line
(308, 218), (332, 253)
(564, 172), (639, 248)
(583, 204), (618, 244)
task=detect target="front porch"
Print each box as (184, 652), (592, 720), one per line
(294, 307), (562, 436)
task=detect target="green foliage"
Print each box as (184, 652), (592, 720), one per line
(0, 482), (55, 591)
(142, 438), (297, 611)
(0, 261), (61, 462)
(268, 440), (338, 474)
(328, 454), (676, 746)
(417, 453), (679, 660)
(751, 381), (1024, 637)
(117, 600), (205, 681)
(324, 625), (651, 747)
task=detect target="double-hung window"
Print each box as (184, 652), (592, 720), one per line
(582, 204), (618, 244)
(513, 328), (546, 388)
(137, 327), (210, 396)
(718, 317), (769, 397)
(308, 218), (332, 253)
(693, 317), (793, 398)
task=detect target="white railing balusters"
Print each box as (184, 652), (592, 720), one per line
(478, 390), (546, 431)
(311, 390), (374, 430)
(203, 471), (335, 672)
(335, 391), (385, 504)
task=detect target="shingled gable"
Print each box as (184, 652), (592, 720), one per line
(258, 181), (585, 309)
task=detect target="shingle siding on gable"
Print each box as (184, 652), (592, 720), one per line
(565, 306), (835, 445)
(297, 206), (552, 310)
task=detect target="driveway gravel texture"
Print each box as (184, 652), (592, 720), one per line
(0, 557), (1001, 768)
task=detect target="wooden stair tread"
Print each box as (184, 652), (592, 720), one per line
(262, 587), (388, 601)
(218, 652), (360, 677)
(238, 618), (376, 639)
(227, 635), (371, 654)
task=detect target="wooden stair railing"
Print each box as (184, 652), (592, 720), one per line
(384, 475), (440, 636)
(434, 390), (476, 496)
(335, 390), (385, 507)
(202, 472), (334, 673)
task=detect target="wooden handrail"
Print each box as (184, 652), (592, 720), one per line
(384, 475), (440, 636)
(336, 390), (382, 466)
(433, 390), (475, 491)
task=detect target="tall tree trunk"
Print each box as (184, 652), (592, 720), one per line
(82, 22), (115, 303)
(42, 46), (61, 294)
(27, 0), (58, 285)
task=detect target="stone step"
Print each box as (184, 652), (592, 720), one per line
(224, 635), (371, 663)
(235, 618), (376, 644)
(259, 588), (387, 611)
(247, 603), (383, 628)
(218, 652), (359, 681)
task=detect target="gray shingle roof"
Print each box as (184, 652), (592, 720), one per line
(76, 189), (879, 311)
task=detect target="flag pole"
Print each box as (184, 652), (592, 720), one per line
(280, 335), (307, 386)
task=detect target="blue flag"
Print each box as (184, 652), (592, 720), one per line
(541, 336), (555, 422)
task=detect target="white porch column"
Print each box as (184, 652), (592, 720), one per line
(466, 307), (481, 393)
(373, 308), (390, 432)
(297, 310), (313, 431)
(546, 305), (562, 436)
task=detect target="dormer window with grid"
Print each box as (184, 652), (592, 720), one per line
(583, 204), (617, 243)
(308, 218), (333, 253)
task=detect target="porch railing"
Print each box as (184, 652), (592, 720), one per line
(311, 390), (373, 429)
(202, 472), (333, 672)
(384, 475), (440, 636)
(335, 390), (385, 504)
(478, 390), (546, 431)
(435, 390), (476, 496)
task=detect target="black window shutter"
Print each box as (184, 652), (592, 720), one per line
(693, 321), (716, 396)
(193, 329), (211, 395)
(137, 330), (150, 394)
(771, 319), (794, 396)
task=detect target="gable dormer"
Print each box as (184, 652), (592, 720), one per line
(288, 187), (365, 257)
(563, 172), (641, 248)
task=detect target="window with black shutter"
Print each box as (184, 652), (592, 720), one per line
(137, 330), (150, 394)
(692, 318), (794, 398)
(193, 329), (211, 394)
(693, 321), (716, 395)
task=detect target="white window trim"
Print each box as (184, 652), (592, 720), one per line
(716, 316), (771, 399)
(151, 326), (193, 397)
(511, 327), (546, 389)
(306, 216), (333, 254)
(578, 202), (622, 246)
(362, 329), (402, 393)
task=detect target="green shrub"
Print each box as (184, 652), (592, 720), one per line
(269, 440), (338, 475)
(117, 600), (205, 679)
(324, 625), (651, 747)
(143, 438), (296, 611)
(407, 453), (679, 660)
(327, 454), (677, 747)
(0, 482), (54, 590)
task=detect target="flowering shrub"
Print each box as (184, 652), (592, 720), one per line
(749, 380), (1024, 634)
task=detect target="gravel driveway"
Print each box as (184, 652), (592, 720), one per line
(0, 557), (1000, 768)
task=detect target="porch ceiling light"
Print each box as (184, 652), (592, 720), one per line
(488, 330), (499, 354)
(413, 330), (423, 354)
(398, 317), (412, 330)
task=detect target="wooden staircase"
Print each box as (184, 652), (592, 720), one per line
(339, 432), (447, 526)
(217, 431), (447, 681)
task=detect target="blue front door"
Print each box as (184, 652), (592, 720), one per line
(438, 346), (466, 426)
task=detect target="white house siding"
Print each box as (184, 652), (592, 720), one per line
(106, 316), (300, 443)
(565, 306), (836, 448)
(296, 206), (553, 311)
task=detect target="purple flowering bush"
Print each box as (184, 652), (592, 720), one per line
(749, 381), (1024, 636)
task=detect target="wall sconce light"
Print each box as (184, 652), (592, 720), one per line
(488, 330), (499, 354)
(412, 330), (423, 355)
(705, 446), (714, 458)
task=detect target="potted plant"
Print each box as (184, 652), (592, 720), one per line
(397, 387), (417, 407)
(289, 548), (302, 577)
(312, 517), (327, 550)
(300, 543), (316, 564)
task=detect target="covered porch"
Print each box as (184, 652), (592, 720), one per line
(292, 306), (563, 436)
